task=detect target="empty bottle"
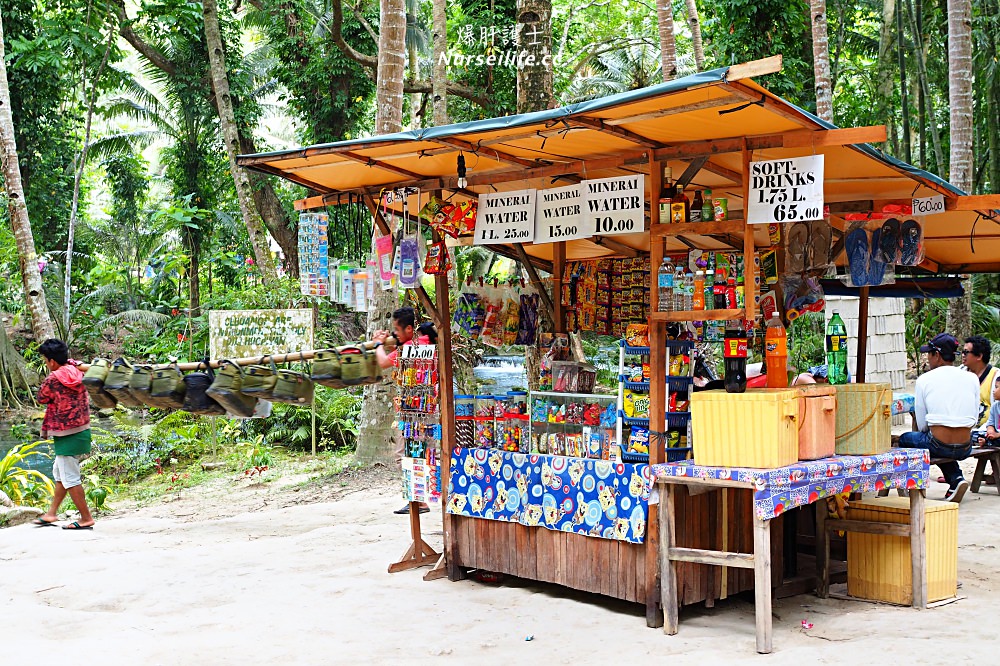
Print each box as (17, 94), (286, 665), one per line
(692, 271), (705, 310)
(657, 257), (675, 312)
(724, 324), (748, 393)
(673, 266), (686, 311)
(765, 315), (789, 388)
(826, 311), (849, 385)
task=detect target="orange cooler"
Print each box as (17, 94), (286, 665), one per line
(793, 385), (837, 460)
(690, 389), (799, 468)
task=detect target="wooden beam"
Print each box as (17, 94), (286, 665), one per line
(667, 547), (755, 568)
(825, 519), (911, 537)
(701, 160), (743, 184)
(570, 116), (661, 148)
(362, 193), (441, 326)
(726, 55), (783, 81)
(650, 220), (746, 237)
(592, 235), (641, 257)
(719, 81), (820, 129)
(552, 242), (566, 333)
(857, 286), (870, 382)
(647, 158), (665, 630)
(945, 194), (1000, 211)
(513, 243), (555, 322)
(604, 95), (745, 126)
(245, 162), (336, 194)
(432, 137), (540, 169)
(341, 150), (428, 181)
(743, 139), (757, 322)
(677, 157), (709, 188)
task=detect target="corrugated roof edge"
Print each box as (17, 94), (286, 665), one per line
(236, 67), (731, 162)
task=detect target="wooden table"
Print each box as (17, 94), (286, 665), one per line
(655, 451), (929, 654)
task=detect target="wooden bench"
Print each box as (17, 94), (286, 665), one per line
(936, 447), (1000, 495)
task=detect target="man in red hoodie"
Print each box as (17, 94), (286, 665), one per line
(33, 339), (95, 530)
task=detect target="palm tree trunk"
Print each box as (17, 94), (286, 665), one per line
(809, 0), (834, 122)
(896, 0), (911, 163)
(409, 44), (421, 128)
(203, 0), (277, 281)
(945, 0), (974, 342)
(0, 9), (55, 342)
(237, 132), (299, 277)
(684, 0), (705, 71)
(356, 0), (408, 466)
(877, 0), (897, 154)
(657, 0), (677, 81)
(432, 0), (448, 126)
(189, 247), (201, 318)
(516, 0), (554, 113)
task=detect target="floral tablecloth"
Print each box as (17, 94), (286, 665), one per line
(448, 448), (652, 543)
(651, 448), (929, 521)
(892, 392), (916, 417)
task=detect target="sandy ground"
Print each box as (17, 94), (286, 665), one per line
(2, 459), (998, 665)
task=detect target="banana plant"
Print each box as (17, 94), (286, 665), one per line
(0, 441), (54, 507)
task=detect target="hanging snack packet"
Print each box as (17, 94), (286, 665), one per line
(515, 293), (539, 346)
(627, 426), (650, 454)
(502, 297), (521, 345)
(423, 240), (453, 275)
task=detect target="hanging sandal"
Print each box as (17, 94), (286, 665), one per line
(867, 227), (887, 285)
(877, 218), (902, 264)
(845, 227), (870, 286)
(900, 219), (923, 265)
(785, 222), (809, 273)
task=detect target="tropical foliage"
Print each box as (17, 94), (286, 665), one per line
(0, 441), (53, 507)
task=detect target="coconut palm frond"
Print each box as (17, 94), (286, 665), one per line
(102, 309), (171, 326)
(87, 130), (161, 164)
(104, 98), (178, 136)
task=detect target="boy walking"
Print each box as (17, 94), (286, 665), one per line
(33, 339), (95, 530)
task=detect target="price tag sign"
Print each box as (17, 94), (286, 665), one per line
(473, 189), (536, 244)
(912, 195), (945, 215)
(400, 344), (437, 360)
(747, 155), (825, 224)
(534, 184), (586, 243)
(582, 175), (644, 236)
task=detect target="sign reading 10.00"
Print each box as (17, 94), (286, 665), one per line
(581, 175), (645, 238)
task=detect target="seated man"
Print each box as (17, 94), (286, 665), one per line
(899, 333), (980, 503)
(982, 380), (1000, 447)
(963, 335), (999, 443)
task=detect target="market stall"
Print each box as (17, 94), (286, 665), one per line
(237, 54), (1000, 637)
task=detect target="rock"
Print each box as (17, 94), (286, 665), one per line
(201, 461), (226, 471)
(0, 505), (43, 528)
(0, 490), (13, 508)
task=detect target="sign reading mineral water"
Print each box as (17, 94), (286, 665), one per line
(209, 309), (315, 361)
(533, 184), (586, 243)
(747, 155), (825, 224)
(474, 189), (536, 244)
(581, 175), (645, 237)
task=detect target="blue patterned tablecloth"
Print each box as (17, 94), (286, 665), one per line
(651, 448), (929, 521)
(892, 392), (916, 417)
(448, 448), (652, 543)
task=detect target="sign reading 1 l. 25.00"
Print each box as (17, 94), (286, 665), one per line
(474, 189), (537, 245)
(581, 175), (645, 237)
(747, 155), (825, 225)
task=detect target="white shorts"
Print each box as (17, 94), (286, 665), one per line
(52, 455), (83, 489)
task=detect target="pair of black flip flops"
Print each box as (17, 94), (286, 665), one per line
(876, 218), (923, 265)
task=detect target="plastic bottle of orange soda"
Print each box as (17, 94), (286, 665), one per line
(764, 315), (788, 388)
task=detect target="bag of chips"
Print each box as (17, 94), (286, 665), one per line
(423, 240), (452, 275)
(623, 389), (651, 418)
(627, 426), (650, 454)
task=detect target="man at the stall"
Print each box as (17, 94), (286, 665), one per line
(899, 333), (980, 502)
(963, 335), (999, 430)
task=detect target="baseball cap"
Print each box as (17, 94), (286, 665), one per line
(919, 333), (958, 358)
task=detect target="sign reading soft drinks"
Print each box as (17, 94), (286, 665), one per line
(533, 184), (585, 243)
(474, 189), (537, 244)
(747, 155), (825, 224)
(582, 175), (645, 236)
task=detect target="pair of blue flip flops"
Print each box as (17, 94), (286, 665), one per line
(846, 218), (923, 285)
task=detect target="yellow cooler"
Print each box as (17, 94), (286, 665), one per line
(834, 383), (892, 455)
(847, 496), (958, 605)
(690, 389), (799, 468)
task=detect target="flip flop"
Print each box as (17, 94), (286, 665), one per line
(877, 218), (901, 264)
(867, 227), (887, 285)
(809, 220), (833, 268)
(900, 219), (922, 265)
(61, 521), (94, 531)
(845, 227), (870, 286)
(32, 518), (58, 527)
(785, 222), (809, 273)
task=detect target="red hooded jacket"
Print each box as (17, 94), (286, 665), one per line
(38, 362), (91, 438)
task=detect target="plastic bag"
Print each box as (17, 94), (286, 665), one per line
(779, 273), (827, 322)
(423, 240), (452, 275)
(515, 293), (539, 346)
(843, 221), (897, 287)
(501, 296), (521, 345)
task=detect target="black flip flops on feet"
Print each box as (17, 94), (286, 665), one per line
(32, 518), (58, 527)
(62, 521), (94, 530)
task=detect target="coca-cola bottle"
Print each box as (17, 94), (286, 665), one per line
(724, 324), (748, 393)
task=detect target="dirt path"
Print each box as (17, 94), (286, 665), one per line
(2, 462), (998, 664)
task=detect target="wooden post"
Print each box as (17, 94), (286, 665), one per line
(646, 159), (666, 629)
(909, 488), (928, 608)
(658, 482), (679, 635)
(427, 223), (462, 582)
(553, 241), (566, 333)
(741, 140), (757, 322)
(752, 516), (773, 654)
(815, 499), (830, 598)
(857, 286), (870, 383)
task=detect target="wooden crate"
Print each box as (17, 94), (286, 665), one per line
(847, 496), (958, 604)
(834, 383), (892, 456)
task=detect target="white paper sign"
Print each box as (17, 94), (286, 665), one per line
(209, 309), (315, 361)
(747, 155), (825, 224)
(474, 189), (536, 244)
(582, 175), (645, 236)
(912, 195), (945, 215)
(533, 184), (586, 243)
(400, 344), (437, 359)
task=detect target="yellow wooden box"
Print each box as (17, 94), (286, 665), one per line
(834, 383), (892, 455)
(690, 389), (799, 468)
(847, 496), (958, 605)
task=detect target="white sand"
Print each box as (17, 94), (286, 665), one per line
(2, 461), (998, 665)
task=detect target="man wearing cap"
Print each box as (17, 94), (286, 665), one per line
(899, 333), (981, 502)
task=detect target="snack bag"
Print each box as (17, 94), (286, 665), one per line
(625, 323), (649, 347)
(623, 389), (650, 418)
(423, 240), (452, 275)
(627, 426), (650, 454)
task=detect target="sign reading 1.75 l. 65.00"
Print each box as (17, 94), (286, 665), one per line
(746, 155), (825, 224)
(473, 189), (537, 244)
(581, 175), (645, 237)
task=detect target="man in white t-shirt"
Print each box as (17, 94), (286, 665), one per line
(899, 333), (980, 503)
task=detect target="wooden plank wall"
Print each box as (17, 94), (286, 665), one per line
(451, 487), (781, 607)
